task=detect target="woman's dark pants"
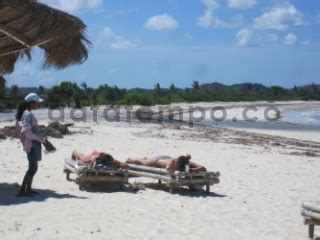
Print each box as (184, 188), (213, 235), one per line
(26, 141), (42, 177)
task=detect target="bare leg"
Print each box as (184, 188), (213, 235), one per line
(72, 150), (86, 161)
(126, 157), (158, 167)
(126, 157), (150, 165)
(126, 158), (143, 165)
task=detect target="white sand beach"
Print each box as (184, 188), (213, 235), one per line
(0, 101), (319, 240)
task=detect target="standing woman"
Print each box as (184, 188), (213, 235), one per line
(16, 93), (47, 197)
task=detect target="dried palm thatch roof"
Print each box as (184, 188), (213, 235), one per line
(0, 0), (91, 75)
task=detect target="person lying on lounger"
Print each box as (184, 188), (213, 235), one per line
(72, 150), (128, 169)
(125, 155), (206, 173)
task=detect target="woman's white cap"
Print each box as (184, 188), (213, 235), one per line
(24, 93), (43, 103)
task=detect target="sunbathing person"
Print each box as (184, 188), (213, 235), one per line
(126, 155), (206, 173)
(72, 150), (128, 169)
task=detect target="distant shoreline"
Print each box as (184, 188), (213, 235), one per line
(1, 101), (319, 135)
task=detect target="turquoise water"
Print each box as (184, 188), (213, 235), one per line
(200, 107), (320, 131)
(282, 108), (320, 127)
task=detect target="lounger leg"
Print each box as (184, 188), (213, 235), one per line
(308, 225), (314, 239)
(66, 171), (70, 181)
(206, 185), (210, 194)
(158, 179), (162, 185)
(169, 183), (174, 194)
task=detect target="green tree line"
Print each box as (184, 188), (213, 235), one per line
(0, 79), (319, 109)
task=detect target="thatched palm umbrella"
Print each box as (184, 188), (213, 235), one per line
(0, 0), (91, 75)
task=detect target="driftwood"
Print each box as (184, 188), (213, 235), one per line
(0, 121), (72, 140)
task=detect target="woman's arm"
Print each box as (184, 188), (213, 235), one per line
(20, 121), (46, 143)
(113, 160), (129, 169)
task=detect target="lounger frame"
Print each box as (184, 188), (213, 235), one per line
(127, 164), (220, 194)
(302, 207), (320, 239)
(64, 161), (129, 190)
(303, 218), (320, 239)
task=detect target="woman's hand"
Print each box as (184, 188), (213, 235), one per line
(41, 137), (47, 144)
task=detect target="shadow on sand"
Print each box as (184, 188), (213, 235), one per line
(143, 183), (227, 198)
(66, 178), (141, 194)
(0, 183), (87, 206)
(81, 184), (141, 194)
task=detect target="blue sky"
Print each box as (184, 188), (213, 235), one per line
(6, 0), (320, 88)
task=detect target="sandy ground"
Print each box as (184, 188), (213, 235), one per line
(0, 101), (319, 240)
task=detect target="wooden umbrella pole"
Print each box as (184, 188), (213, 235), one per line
(0, 38), (52, 57)
(0, 23), (30, 47)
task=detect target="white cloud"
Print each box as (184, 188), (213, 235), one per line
(236, 28), (257, 47)
(198, 9), (243, 28)
(145, 14), (180, 31)
(236, 28), (279, 47)
(265, 33), (279, 43)
(283, 33), (309, 46)
(198, 9), (215, 28)
(108, 68), (118, 74)
(283, 33), (298, 46)
(109, 40), (136, 49)
(253, 3), (305, 30)
(39, 0), (102, 12)
(198, 0), (242, 28)
(228, 0), (257, 9)
(9, 62), (54, 86)
(201, 0), (219, 8)
(86, 0), (102, 9)
(102, 27), (136, 49)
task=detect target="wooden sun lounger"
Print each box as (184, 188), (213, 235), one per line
(127, 164), (220, 194)
(301, 201), (320, 239)
(64, 158), (129, 190)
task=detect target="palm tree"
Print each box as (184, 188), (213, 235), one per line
(59, 81), (74, 107)
(311, 83), (317, 94)
(154, 83), (161, 96)
(37, 85), (46, 95)
(9, 85), (20, 100)
(169, 83), (176, 94)
(192, 81), (200, 91)
(81, 82), (87, 89)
